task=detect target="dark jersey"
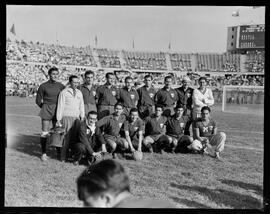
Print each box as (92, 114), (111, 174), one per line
(78, 84), (98, 105)
(123, 118), (144, 138)
(36, 80), (64, 107)
(144, 114), (167, 136)
(96, 114), (126, 137)
(176, 86), (193, 110)
(155, 87), (178, 107)
(193, 118), (216, 139)
(119, 87), (139, 108)
(96, 84), (119, 106)
(166, 115), (192, 138)
(137, 85), (156, 107)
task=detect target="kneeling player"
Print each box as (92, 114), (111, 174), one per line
(192, 106), (226, 159)
(96, 102), (128, 159)
(165, 105), (193, 153)
(122, 108), (144, 153)
(143, 104), (168, 153)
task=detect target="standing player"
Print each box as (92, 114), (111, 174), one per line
(192, 106), (226, 159)
(165, 105), (193, 153)
(143, 104), (168, 153)
(78, 70), (98, 117)
(192, 76), (214, 121)
(118, 77), (139, 117)
(155, 76), (178, 117)
(96, 102), (127, 159)
(137, 74), (156, 119)
(96, 72), (119, 120)
(175, 76), (193, 117)
(56, 75), (85, 161)
(35, 67), (65, 161)
(122, 108), (144, 153)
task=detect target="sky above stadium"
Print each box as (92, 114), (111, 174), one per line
(6, 5), (265, 53)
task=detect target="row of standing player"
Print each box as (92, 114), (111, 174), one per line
(36, 67), (225, 161)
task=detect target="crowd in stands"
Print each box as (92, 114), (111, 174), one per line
(123, 51), (167, 70)
(245, 51), (264, 73)
(170, 53), (192, 71)
(96, 49), (121, 68)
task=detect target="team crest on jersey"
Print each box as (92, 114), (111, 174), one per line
(203, 127), (208, 132)
(171, 93), (175, 98)
(112, 91), (116, 96)
(134, 126), (138, 131)
(160, 123), (164, 128)
(149, 93), (154, 98)
(130, 94), (135, 99)
(86, 129), (90, 135)
(180, 123), (184, 128)
(209, 126), (213, 131)
(119, 123), (122, 128)
(92, 91), (96, 96)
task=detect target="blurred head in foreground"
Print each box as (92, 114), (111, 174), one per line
(77, 159), (130, 207)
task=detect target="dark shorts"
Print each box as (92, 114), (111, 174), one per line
(39, 104), (57, 121)
(138, 105), (155, 119)
(163, 107), (175, 117)
(84, 103), (97, 117)
(97, 105), (115, 120)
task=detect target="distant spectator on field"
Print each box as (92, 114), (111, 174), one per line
(96, 72), (119, 120)
(155, 76), (178, 117)
(118, 76), (139, 117)
(191, 106), (226, 160)
(77, 159), (176, 207)
(137, 74), (156, 119)
(35, 67), (65, 161)
(192, 77), (214, 121)
(78, 70), (98, 117)
(176, 76), (194, 117)
(56, 75), (85, 161)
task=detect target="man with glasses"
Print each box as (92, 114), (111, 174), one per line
(69, 111), (104, 165)
(56, 75), (85, 161)
(192, 77), (214, 121)
(35, 67), (65, 161)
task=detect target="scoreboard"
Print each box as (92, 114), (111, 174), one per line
(236, 24), (265, 49)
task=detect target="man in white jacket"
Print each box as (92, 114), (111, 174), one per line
(192, 76), (214, 121)
(56, 75), (85, 161)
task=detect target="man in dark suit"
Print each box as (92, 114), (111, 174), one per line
(69, 111), (106, 165)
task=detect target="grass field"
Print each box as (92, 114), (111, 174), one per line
(5, 96), (264, 209)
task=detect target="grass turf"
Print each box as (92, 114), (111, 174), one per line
(5, 96), (264, 208)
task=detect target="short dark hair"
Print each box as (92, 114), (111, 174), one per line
(155, 104), (164, 111)
(85, 70), (95, 77)
(77, 160), (130, 199)
(105, 72), (114, 79)
(175, 104), (185, 110)
(48, 67), (59, 75)
(144, 75), (153, 80)
(114, 102), (123, 109)
(201, 106), (211, 113)
(69, 75), (79, 83)
(125, 76), (133, 82)
(199, 77), (207, 82)
(87, 111), (98, 118)
(164, 75), (173, 82)
(129, 108), (138, 114)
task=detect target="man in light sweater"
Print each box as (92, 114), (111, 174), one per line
(192, 76), (214, 121)
(56, 75), (85, 161)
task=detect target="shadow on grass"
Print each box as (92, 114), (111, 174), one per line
(170, 196), (211, 208)
(220, 179), (263, 196)
(170, 182), (262, 209)
(7, 134), (58, 160)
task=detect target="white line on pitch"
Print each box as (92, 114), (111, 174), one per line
(6, 114), (39, 118)
(224, 129), (263, 135)
(226, 144), (263, 151)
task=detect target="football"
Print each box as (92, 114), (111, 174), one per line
(133, 151), (143, 161)
(189, 140), (203, 151)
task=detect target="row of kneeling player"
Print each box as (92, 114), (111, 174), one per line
(50, 102), (226, 164)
